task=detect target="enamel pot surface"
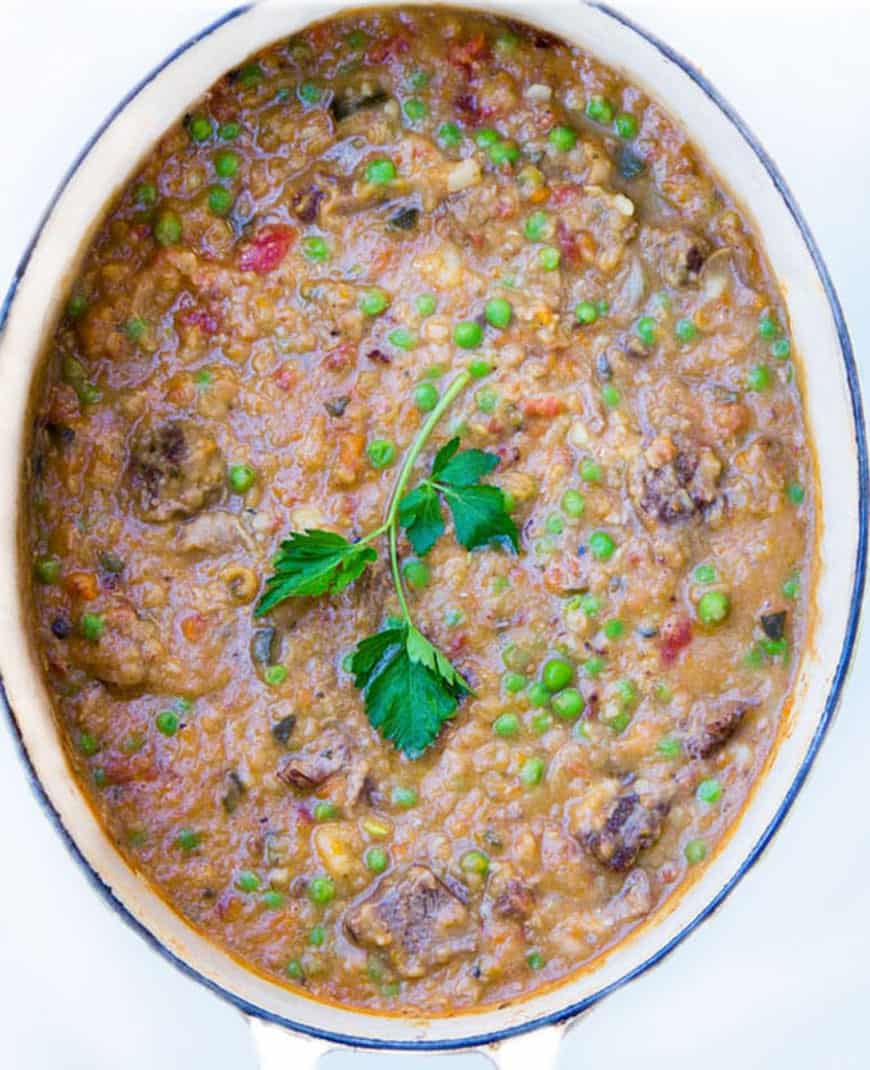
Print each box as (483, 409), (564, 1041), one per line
(0, 2), (865, 1066)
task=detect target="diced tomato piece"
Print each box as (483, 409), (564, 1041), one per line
(660, 615), (693, 665)
(448, 33), (490, 75)
(273, 364), (300, 392)
(366, 33), (410, 64)
(65, 571), (99, 600)
(523, 396), (566, 418)
(238, 224), (296, 274)
(180, 612), (209, 642)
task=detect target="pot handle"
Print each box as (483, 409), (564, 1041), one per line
(250, 1015), (578, 1068)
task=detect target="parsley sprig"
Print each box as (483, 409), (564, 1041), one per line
(254, 370), (518, 757)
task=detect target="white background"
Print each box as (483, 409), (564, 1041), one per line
(1, 1), (867, 1067)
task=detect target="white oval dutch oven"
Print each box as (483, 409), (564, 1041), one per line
(0, 2), (866, 1066)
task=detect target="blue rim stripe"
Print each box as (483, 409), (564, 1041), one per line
(1, 2), (866, 1054)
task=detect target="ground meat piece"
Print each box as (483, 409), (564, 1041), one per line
(129, 420), (224, 522)
(685, 692), (754, 759)
(344, 865), (477, 978)
(492, 878), (535, 920)
(640, 226), (710, 287)
(277, 728), (350, 791)
(69, 601), (165, 689)
(177, 510), (252, 554)
(578, 783), (670, 872)
(631, 441), (722, 525)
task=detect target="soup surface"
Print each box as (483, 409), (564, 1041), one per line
(26, 7), (813, 1013)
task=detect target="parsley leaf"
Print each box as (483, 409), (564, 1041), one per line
(399, 437), (519, 555)
(350, 623), (469, 757)
(254, 529), (376, 616)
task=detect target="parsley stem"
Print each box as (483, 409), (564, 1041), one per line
(385, 370), (471, 620)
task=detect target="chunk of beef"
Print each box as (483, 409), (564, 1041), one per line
(492, 878), (535, 921)
(640, 226), (710, 287)
(277, 728), (350, 791)
(129, 420), (224, 522)
(631, 441), (722, 525)
(578, 783), (670, 872)
(70, 601), (165, 689)
(344, 865), (477, 978)
(685, 692), (755, 759)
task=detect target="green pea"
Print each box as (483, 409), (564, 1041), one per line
(604, 619), (624, 640)
(548, 125), (577, 151)
(485, 298), (512, 329)
(460, 849), (490, 877)
(580, 459), (602, 484)
(474, 128), (499, 149)
(552, 688), (584, 720)
(527, 681), (550, 707)
(286, 959), (305, 981)
(635, 316), (657, 346)
(214, 150), (240, 178)
(367, 439), (396, 469)
(787, 482), (805, 505)
(388, 327), (415, 351)
(526, 950), (545, 970)
(696, 778), (722, 804)
(262, 890), (285, 909)
(313, 801), (339, 822)
(697, 590), (730, 626)
(542, 657), (573, 692)
(156, 710), (179, 736)
(409, 68), (429, 89)
(187, 113), (212, 142)
(365, 158), (396, 184)
(264, 665), (288, 686)
(614, 112), (638, 139)
(476, 387), (498, 413)
(34, 556), (61, 584)
(308, 924), (327, 947)
(758, 313), (778, 339)
(531, 711), (553, 735)
(308, 876), (335, 904)
(589, 530), (616, 561)
(438, 122), (462, 148)
(79, 613), (105, 642)
(135, 182), (157, 207)
(236, 870), (260, 892)
(413, 382), (438, 412)
(654, 681), (673, 703)
(416, 293), (437, 317)
(538, 246), (561, 271)
(207, 184), (233, 217)
(391, 785), (418, 809)
(346, 29), (367, 49)
(302, 235), (329, 262)
(771, 337), (791, 360)
(575, 300), (598, 325)
(675, 318), (697, 342)
(747, 364), (771, 391)
(403, 98), (427, 122)
(520, 756), (545, 786)
(493, 712), (520, 738)
(77, 732), (100, 756)
(226, 463), (255, 494)
(561, 489), (586, 517)
(154, 210), (182, 245)
(469, 358), (493, 378)
(298, 81), (323, 104)
(176, 828), (201, 852)
(580, 593), (600, 617)
(454, 321), (484, 348)
(124, 317), (147, 343)
(685, 839), (707, 865)
(67, 294), (88, 320)
(601, 383), (620, 408)
(586, 96), (614, 123)
(489, 140), (520, 167)
(524, 210), (551, 241)
(782, 574), (800, 599)
(657, 736), (681, 759)
(365, 847), (389, 874)
(218, 120), (241, 140)
(584, 655), (605, 677)
(503, 671), (526, 693)
(606, 708), (631, 733)
(402, 559), (430, 588)
(236, 61), (263, 88)
(360, 289), (389, 316)
(694, 563), (717, 585)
